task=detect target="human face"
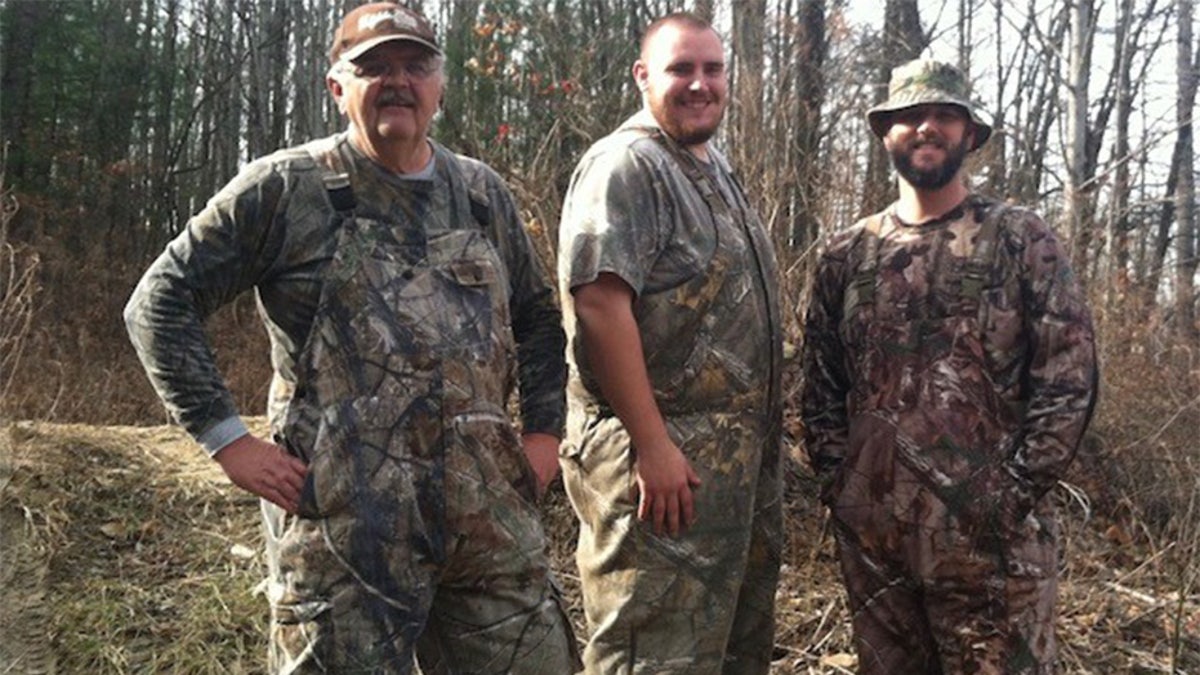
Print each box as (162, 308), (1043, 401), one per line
(328, 42), (443, 152)
(633, 23), (727, 149)
(883, 104), (974, 190)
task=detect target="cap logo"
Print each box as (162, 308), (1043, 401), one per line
(359, 9), (421, 33)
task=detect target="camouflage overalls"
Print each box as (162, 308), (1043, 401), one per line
(126, 135), (577, 674)
(558, 112), (784, 675)
(801, 195), (1097, 674)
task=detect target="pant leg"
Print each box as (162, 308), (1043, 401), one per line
(415, 413), (580, 675)
(722, 435), (782, 675)
(263, 500), (435, 675)
(833, 526), (942, 675)
(920, 511), (1060, 675)
(563, 414), (770, 675)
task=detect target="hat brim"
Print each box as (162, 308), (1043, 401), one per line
(339, 34), (442, 64)
(867, 100), (992, 152)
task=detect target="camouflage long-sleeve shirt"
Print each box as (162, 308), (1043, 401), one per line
(125, 134), (565, 454)
(800, 195), (1097, 515)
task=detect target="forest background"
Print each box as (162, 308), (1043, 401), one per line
(0, 0), (1198, 672)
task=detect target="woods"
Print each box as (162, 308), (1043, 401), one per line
(0, 0), (1198, 670)
(1, 1), (1196, 342)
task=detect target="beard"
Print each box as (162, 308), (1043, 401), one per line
(890, 136), (970, 189)
(652, 95), (724, 147)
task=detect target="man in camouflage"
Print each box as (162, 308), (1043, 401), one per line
(124, 4), (578, 673)
(801, 59), (1098, 674)
(557, 13), (783, 674)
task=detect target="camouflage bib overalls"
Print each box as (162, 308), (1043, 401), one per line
(262, 142), (577, 674)
(563, 129), (783, 675)
(831, 200), (1059, 674)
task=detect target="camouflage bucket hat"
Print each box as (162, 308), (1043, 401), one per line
(866, 59), (992, 151)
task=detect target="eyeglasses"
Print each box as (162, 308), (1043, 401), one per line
(345, 57), (439, 82)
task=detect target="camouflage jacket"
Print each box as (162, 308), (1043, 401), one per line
(559, 111), (782, 427)
(800, 195), (1097, 516)
(125, 134), (565, 453)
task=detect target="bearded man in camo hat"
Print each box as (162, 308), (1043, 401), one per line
(125, 3), (578, 672)
(800, 58), (1098, 673)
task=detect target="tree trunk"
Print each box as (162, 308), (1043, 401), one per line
(789, 0), (826, 253)
(1065, 0), (1095, 286)
(731, 0), (766, 210)
(1173, 0), (1197, 336)
(1106, 0), (1136, 310)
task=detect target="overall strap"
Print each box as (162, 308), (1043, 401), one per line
(436, 149), (490, 232)
(305, 137), (357, 214)
(647, 130), (735, 223)
(844, 213), (885, 319)
(960, 201), (1010, 313)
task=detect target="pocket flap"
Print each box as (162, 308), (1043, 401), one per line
(449, 259), (498, 286)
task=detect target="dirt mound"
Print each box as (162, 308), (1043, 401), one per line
(1, 421), (1195, 673)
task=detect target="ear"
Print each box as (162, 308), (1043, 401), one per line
(326, 75), (346, 113)
(632, 60), (649, 92)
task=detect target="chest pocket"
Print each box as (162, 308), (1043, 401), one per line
(353, 228), (509, 361)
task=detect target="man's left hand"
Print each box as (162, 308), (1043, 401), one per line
(521, 432), (561, 498)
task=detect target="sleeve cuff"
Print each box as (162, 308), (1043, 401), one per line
(198, 416), (250, 457)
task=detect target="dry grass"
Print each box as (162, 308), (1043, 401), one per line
(2, 413), (1196, 674)
(1, 421), (267, 674)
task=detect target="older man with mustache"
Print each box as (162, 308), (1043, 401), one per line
(125, 3), (578, 673)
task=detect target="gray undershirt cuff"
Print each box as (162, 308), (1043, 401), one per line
(199, 416), (251, 457)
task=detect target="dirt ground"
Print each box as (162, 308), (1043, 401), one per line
(1, 420), (1196, 674)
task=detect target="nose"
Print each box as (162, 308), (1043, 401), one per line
(688, 77), (703, 91)
(380, 68), (409, 86)
(916, 113), (939, 135)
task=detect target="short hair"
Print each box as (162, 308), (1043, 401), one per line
(640, 12), (717, 60)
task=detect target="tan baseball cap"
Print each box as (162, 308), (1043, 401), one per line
(329, 3), (441, 65)
(867, 59), (992, 151)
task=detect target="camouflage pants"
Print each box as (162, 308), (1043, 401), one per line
(832, 510), (1059, 675)
(562, 411), (781, 675)
(262, 415), (579, 675)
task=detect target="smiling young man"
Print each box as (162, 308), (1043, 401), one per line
(124, 3), (577, 673)
(557, 12), (783, 675)
(800, 59), (1098, 674)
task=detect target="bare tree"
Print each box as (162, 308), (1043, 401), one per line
(731, 0), (767, 205)
(1065, 0), (1096, 284)
(788, 0), (827, 253)
(1106, 0), (1137, 307)
(1174, 0), (1197, 336)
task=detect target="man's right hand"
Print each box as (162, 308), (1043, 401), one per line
(574, 273), (703, 538)
(633, 440), (702, 538)
(214, 434), (308, 514)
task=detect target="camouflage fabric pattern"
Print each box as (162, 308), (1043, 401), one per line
(801, 195), (1097, 674)
(559, 112), (784, 674)
(866, 59), (992, 148)
(125, 134), (566, 444)
(126, 136), (576, 673)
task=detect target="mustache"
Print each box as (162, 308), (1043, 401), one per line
(377, 89), (416, 107)
(912, 138), (948, 151)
